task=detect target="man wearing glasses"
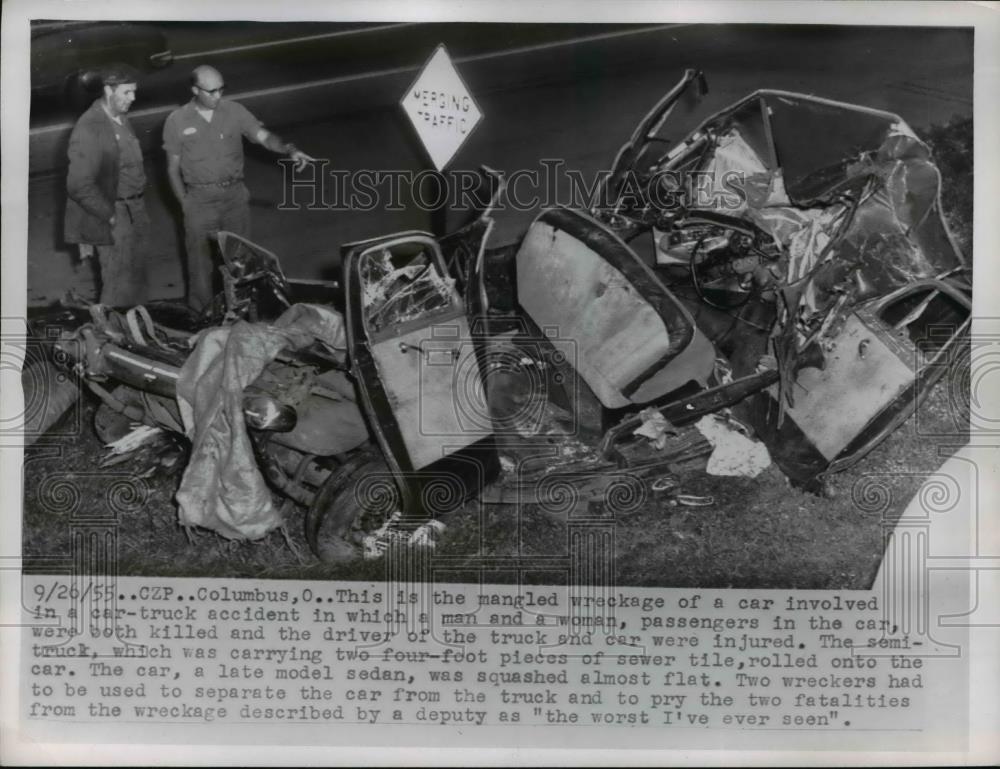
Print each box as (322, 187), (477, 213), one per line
(163, 65), (314, 310)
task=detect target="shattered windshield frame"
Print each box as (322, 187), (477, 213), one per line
(357, 235), (464, 339)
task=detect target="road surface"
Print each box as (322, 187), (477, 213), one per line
(24, 23), (972, 306)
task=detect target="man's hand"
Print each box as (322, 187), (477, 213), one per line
(288, 148), (316, 172)
(109, 215), (116, 227)
(258, 129), (315, 171)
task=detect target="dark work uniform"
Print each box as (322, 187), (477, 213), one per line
(65, 99), (149, 306)
(163, 99), (263, 310)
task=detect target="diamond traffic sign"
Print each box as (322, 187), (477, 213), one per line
(401, 44), (483, 171)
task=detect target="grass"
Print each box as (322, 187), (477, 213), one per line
(20, 363), (967, 589)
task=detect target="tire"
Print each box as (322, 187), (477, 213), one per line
(305, 453), (401, 563)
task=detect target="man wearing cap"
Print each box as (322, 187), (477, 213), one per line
(64, 63), (149, 306)
(163, 65), (314, 310)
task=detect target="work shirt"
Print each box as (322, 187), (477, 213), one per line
(162, 99), (264, 185)
(65, 98), (141, 245)
(108, 111), (146, 198)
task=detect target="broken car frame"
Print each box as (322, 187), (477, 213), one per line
(31, 69), (971, 560)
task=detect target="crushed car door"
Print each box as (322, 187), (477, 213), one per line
(343, 233), (499, 516)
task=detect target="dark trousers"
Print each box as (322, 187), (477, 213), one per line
(183, 184), (251, 311)
(95, 199), (149, 307)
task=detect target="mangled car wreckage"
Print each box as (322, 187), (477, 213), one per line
(28, 70), (970, 562)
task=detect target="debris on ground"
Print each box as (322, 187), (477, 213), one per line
(695, 413), (771, 478)
(669, 493), (715, 508)
(651, 476), (680, 494)
(103, 423), (164, 455)
(633, 407), (677, 449)
(362, 512), (410, 559)
(409, 519), (447, 548)
(99, 424), (188, 477)
(651, 476), (714, 508)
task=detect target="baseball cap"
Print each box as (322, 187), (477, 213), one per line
(101, 63), (141, 87)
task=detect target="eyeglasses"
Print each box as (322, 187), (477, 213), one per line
(196, 84), (225, 95)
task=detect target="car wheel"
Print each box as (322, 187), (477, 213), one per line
(305, 451), (401, 563)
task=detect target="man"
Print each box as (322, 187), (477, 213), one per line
(163, 65), (314, 310)
(64, 63), (149, 307)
